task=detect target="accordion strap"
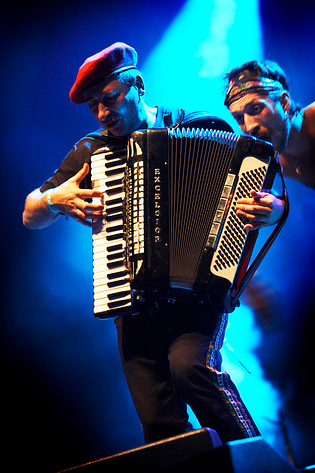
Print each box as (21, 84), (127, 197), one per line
(165, 108), (185, 129)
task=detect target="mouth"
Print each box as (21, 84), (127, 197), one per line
(104, 118), (120, 130)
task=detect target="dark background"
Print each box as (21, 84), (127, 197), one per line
(1, 1), (314, 471)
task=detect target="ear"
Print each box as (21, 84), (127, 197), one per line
(279, 91), (291, 113)
(135, 74), (145, 96)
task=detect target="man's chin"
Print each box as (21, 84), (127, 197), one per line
(103, 120), (127, 137)
(106, 118), (120, 132)
(256, 134), (272, 144)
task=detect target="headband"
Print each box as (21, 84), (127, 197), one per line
(224, 77), (284, 107)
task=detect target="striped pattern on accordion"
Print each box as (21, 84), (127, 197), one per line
(91, 128), (277, 319)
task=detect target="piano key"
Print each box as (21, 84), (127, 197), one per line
(95, 297), (131, 313)
(94, 282), (131, 296)
(108, 290), (131, 301)
(93, 245), (125, 261)
(94, 253), (126, 268)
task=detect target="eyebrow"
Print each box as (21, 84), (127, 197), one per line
(233, 99), (264, 114)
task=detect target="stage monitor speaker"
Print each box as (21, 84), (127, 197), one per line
(60, 429), (299, 473)
(160, 436), (299, 473)
(60, 427), (222, 472)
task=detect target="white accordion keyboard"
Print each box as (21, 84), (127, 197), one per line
(91, 146), (132, 318)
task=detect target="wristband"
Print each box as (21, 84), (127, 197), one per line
(46, 189), (60, 214)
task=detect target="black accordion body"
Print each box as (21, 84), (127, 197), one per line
(91, 122), (278, 319)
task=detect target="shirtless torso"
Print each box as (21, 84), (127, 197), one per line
(279, 102), (315, 189)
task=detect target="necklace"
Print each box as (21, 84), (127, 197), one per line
(292, 110), (304, 176)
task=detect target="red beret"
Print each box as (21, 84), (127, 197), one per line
(69, 42), (138, 104)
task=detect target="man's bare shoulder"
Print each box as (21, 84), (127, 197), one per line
(279, 102), (315, 188)
(303, 101), (315, 112)
(303, 102), (315, 137)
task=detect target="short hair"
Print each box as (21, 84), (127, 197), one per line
(224, 59), (301, 115)
(116, 68), (140, 87)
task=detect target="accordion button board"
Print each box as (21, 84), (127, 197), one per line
(210, 155), (269, 282)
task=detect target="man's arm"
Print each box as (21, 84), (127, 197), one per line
(23, 188), (62, 229)
(23, 163), (104, 229)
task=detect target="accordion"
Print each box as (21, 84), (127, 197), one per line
(91, 124), (278, 319)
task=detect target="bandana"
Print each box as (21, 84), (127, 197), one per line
(224, 77), (284, 107)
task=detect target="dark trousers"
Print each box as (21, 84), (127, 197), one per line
(115, 300), (259, 444)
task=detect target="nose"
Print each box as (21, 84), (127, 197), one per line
(98, 103), (110, 121)
(244, 114), (259, 137)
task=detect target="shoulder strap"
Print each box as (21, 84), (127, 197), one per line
(162, 108), (185, 128)
(85, 130), (108, 141)
(85, 129), (126, 144)
(167, 109), (185, 129)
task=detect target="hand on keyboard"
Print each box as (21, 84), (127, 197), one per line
(49, 163), (104, 227)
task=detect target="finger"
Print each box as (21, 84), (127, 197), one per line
(237, 214), (270, 231)
(83, 202), (105, 212)
(243, 223), (254, 231)
(76, 217), (92, 227)
(237, 190), (270, 203)
(71, 207), (101, 227)
(237, 190), (259, 203)
(235, 197), (252, 205)
(72, 213), (93, 227)
(252, 192), (274, 207)
(236, 208), (250, 218)
(236, 205), (271, 216)
(72, 163), (90, 185)
(236, 196), (271, 207)
(250, 190), (267, 199)
(75, 198), (104, 213)
(243, 221), (266, 231)
(86, 210), (105, 220)
(76, 189), (104, 199)
(236, 210), (257, 221)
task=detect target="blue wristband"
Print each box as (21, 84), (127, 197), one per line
(47, 190), (59, 214)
